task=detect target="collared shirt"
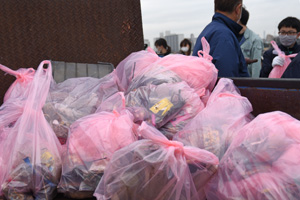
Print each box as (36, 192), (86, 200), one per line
(240, 28), (264, 78)
(192, 12), (249, 77)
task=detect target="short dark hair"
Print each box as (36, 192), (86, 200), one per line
(180, 38), (192, 55)
(155, 38), (171, 54)
(155, 38), (167, 48)
(215, 0), (242, 13)
(240, 7), (249, 26)
(180, 38), (192, 48)
(278, 17), (300, 32)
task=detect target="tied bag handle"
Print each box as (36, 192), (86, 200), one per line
(271, 40), (285, 58)
(22, 60), (53, 112)
(138, 121), (219, 165)
(270, 40), (297, 64)
(197, 37), (213, 62)
(0, 64), (35, 78)
(0, 64), (35, 102)
(270, 41), (297, 78)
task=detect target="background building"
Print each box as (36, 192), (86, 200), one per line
(165, 34), (184, 53)
(152, 31), (196, 53)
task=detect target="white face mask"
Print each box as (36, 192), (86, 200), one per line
(279, 35), (298, 47)
(181, 46), (189, 52)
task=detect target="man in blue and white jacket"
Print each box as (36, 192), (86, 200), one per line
(193, 0), (249, 77)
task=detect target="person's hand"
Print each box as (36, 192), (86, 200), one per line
(272, 56), (285, 67)
(245, 58), (258, 65)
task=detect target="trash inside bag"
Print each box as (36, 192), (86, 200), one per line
(205, 111), (300, 200)
(1, 61), (62, 200)
(114, 48), (160, 92)
(58, 108), (137, 198)
(174, 78), (253, 159)
(126, 82), (189, 128)
(43, 73), (119, 144)
(94, 122), (218, 200)
(159, 82), (205, 139)
(153, 37), (218, 100)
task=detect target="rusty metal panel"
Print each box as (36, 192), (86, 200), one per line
(0, 0), (144, 104)
(232, 78), (300, 120)
(239, 87), (300, 120)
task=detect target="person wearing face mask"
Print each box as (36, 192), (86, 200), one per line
(192, 0), (249, 77)
(154, 38), (171, 58)
(260, 17), (300, 77)
(179, 39), (192, 56)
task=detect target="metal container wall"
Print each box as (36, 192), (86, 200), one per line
(232, 78), (300, 120)
(0, 0), (144, 104)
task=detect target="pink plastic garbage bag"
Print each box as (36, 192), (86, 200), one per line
(0, 64), (36, 198)
(1, 60), (62, 200)
(0, 115), (14, 198)
(155, 37), (218, 100)
(126, 81), (197, 128)
(0, 100), (25, 198)
(174, 78), (253, 159)
(268, 40), (297, 78)
(114, 47), (160, 92)
(96, 92), (126, 113)
(126, 63), (182, 94)
(0, 64), (35, 102)
(159, 83), (205, 139)
(205, 111), (300, 200)
(0, 99), (24, 135)
(43, 72), (119, 144)
(58, 107), (137, 198)
(94, 122), (219, 200)
(0, 64), (36, 133)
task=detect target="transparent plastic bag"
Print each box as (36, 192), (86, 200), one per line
(96, 92), (126, 113)
(126, 82), (193, 128)
(0, 64), (37, 198)
(43, 72), (119, 144)
(94, 122), (219, 200)
(0, 64), (35, 102)
(205, 111), (300, 200)
(174, 78), (253, 159)
(0, 64), (36, 134)
(126, 65), (182, 94)
(159, 83), (205, 139)
(114, 47), (160, 92)
(155, 37), (218, 100)
(58, 106), (137, 198)
(1, 60), (62, 200)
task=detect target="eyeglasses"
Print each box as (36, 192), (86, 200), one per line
(278, 31), (298, 36)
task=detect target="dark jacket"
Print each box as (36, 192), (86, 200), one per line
(260, 43), (300, 77)
(282, 52), (300, 78)
(192, 12), (249, 77)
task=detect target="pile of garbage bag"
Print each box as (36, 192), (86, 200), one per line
(1, 37), (300, 200)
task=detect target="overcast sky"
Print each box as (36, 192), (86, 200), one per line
(140, 0), (300, 47)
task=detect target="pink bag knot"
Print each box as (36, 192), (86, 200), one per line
(166, 140), (184, 152)
(197, 50), (213, 62)
(15, 68), (35, 83)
